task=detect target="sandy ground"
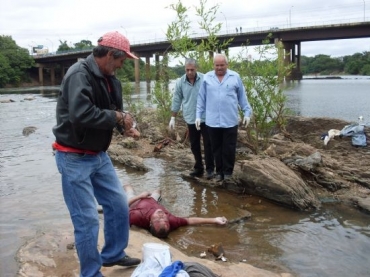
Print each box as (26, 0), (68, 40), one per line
(16, 225), (293, 277)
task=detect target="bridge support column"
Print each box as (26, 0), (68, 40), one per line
(134, 55), (140, 84)
(278, 40), (302, 81)
(50, 67), (55, 86)
(155, 54), (160, 81)
(145, 56), (151, 93)
(61, 67), (67, 78)
(293, 42), (302, 80)
(38, 66), (44, 86)
(162, 53), (169, 85)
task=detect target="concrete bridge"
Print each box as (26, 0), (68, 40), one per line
(33, 21), (370, 85)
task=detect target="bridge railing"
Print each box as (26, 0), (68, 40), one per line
(33, 17), (369, 57)
(131, 16), (369, 45)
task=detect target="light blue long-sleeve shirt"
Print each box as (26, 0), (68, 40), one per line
(171, 72), (205, 124)
(196, 69), (252, 128)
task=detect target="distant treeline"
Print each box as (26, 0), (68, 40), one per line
(1, 34), (369, 88)
(170, 52), (370, 78)
(301, 52), (370, 76)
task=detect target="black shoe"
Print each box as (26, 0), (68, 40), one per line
(102, 255), (141, 267)
(189, 169), (204, 177)
(206, 172), (214, 180)
(223, 174), (232, 181)
(215, 174), (224, 182)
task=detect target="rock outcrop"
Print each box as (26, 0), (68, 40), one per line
(107, 112), (370, 214)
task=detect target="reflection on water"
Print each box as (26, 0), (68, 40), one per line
(1, 81), (370, 277)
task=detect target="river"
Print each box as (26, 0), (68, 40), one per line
(0, 77), (369, 277)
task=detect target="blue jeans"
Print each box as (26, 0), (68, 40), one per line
(55, 151), (129, 277)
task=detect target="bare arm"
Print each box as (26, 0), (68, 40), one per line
(186, 216), (228, 226)
(128, 191), (151, 206)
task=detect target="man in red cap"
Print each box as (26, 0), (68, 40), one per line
(53, 31), (140, 276)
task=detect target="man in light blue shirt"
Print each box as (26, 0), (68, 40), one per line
(169, 58), (214, 179)
(196, 54), (252, 181)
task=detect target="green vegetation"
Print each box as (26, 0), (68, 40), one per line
(56, 39), (94, 52)
(235, 38), (294, 152)
(301, 52), (370, 75)
(0, 35), (34, 88)
(155, 0), (293, 153)
(1, 28), (369, 89)
(152, 0), (369, 152)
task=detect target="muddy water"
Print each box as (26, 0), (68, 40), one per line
(0, 85), (370, 277)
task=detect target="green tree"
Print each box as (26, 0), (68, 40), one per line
(151, 0), (232, 127)
(73, 40), (94, 50)
(235, 37), (293, 152)
(344, 52), (367, 75)
(164, 0), (292, 153)
(360, 64), (370, 75)
(56, 40), (72, 52)
(0, 35), (34, 87)
(166, 0), (232, 72)
(300, 52), (370, 76)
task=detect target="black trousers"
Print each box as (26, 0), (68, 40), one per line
(207, 125), (238, 176)
(187, 123), (214, 173)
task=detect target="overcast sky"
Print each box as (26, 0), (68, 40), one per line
(1, 0), (369, 64)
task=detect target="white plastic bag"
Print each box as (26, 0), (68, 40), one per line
(131, 243), (172, 277)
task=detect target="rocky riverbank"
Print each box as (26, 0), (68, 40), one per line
(108, 110), (370, 214)
(16, 109), (370, 276)
(17, 226), (293, 277)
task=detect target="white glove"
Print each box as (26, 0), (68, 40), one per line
(195, 118), (201, 130)
(169, 116), (175, 130)
(243, 116), (250, 127)
(215, 216), (228, 225)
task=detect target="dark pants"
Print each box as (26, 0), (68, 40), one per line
(207, 125), (238, 176)
(187, 123), (214, 173)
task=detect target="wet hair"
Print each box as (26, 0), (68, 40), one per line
(149, 224), (170, 238)
(185, 58), (198, 67)
(92, 45), (126, 59)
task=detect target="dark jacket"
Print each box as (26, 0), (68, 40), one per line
(52, 54), (123, 152)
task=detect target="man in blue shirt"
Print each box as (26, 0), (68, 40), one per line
(196, 54), (252, 181)
(169, 58), (214, 179)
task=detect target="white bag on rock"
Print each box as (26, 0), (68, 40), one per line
(131, 243), (172, 277)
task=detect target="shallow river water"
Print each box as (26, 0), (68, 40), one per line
(0, 78), (370, 277)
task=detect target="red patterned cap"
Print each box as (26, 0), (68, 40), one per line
(97, 31), (138, 59)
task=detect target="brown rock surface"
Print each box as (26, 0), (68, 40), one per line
(17, 113), (369, 276)
(119, 113), (370, 213)
(17, 226), (292, 277)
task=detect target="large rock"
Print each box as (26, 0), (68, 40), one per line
(17, 226), (293, 277)
(22, 126), (37, 136)
(233, 157), (320, 210)
(108, 143), (148, 171)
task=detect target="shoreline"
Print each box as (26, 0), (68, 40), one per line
(16, 225), (293, 277)
(1, 74), (370, 90)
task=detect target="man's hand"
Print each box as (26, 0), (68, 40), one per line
(169, 117), (176, 130)
(116, 111), (136, 130)
(214, 216), (228, 225)
(123, 112), (135, 130)
(242, 116), (250, 127)
(116, 111), (125, 126)
(125, 128), (140, 140)
(195, 118), (201, 130)
(138, 191), (151, 199)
